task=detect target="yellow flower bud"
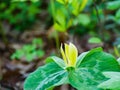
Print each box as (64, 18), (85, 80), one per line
(60, 43), (78, 67)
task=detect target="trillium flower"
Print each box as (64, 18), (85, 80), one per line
(60, 43), (78, 68)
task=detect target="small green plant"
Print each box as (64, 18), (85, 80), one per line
(24, 43), (120, 90)
(49, 0), (89, 51)
(50, 0), (89, 32)
(11, 38), (45, 62)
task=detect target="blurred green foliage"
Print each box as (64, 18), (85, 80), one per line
(0, 0), (120, 44)
(106, 0), (120, 24)
(0, 0), (41, 30)
(88, 37), (102, 44)
(11, 38), (45, 62)
(49, 0), (89, 32)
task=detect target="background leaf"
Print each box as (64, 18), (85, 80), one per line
(88, 37), (102, 44)
(107, 1), (120, 10)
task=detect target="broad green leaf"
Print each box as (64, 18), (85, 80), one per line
(69, 48), (120, 90)
(88, 37), (102, 44)
(76, 52), (89, 67)
(24, 62), (68, 90)
(98, 72), (120, 90)
(46, 56), (66, 69)
(107, 1), (120, 10)
(80, 50), (120, 71)
(69, 68), (101, 90)
(77, 47), (103, 67)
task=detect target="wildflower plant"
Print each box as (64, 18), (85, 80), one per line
(24, 43), (120, 90)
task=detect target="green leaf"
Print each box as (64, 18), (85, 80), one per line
(88, 37), (102, 44)
(107, 1), (120, 10)
(98, 72), (120, 90)
(46, 56), (65, 69)
(53, 9), (67, 32)
(70, 47), (120, 90)
(69, 68), (100, 90)
(77, 47), (103, 67)
(76, 52), (89, 67)
(24, 62), (68, 90)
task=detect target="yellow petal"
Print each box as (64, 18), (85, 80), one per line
(68, 43), (78, 67)
(60, 44), (67, 64)
(65, 43), (70, 64)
